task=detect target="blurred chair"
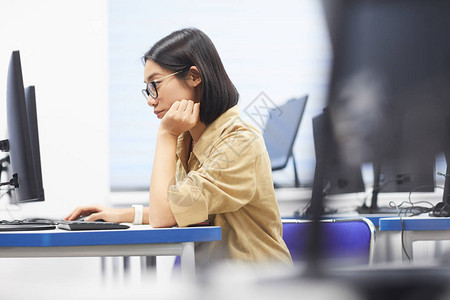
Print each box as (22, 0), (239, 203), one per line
(282, 218), (376, 266)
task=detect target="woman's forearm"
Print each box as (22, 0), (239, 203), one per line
(149, 129), (178, 227)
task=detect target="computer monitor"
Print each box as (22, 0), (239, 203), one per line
(322, 0), (450, 214)
(376, 160), (435, 194)
(312, 109), (434, 214)
(312, 108), (365, 197)
(263, 95), (308, 187)
(24, 85), (45, 202)
(357, 157), (436, 214)
(0, 51), (45, 203)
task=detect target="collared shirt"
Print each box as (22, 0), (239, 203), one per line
(168, 105), (292, 266)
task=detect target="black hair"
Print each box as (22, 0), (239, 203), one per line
(143, 28), (239, 125)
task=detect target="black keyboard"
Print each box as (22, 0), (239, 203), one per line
(0, 224), (56, 231)
(0, 219), (57, 231)
(57, 220), (130, 231)
(1, 219), (57, 225)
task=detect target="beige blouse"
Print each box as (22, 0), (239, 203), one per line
(168, 105), (292, 266)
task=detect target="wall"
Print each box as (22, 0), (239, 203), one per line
(0, 0), (110, 291)
(0, 0), (109, 219)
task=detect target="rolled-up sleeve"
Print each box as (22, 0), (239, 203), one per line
(168, 130), (260, 227)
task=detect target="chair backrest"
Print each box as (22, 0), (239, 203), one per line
(282, 218), (375, 266)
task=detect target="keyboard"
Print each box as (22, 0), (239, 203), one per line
(57, 220), (130, 231)
(0, 223), (56, 231)
(0, 219), (129, 231)
(0, 219), (56, 231)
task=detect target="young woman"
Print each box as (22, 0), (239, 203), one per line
(65, 28), (292, 266)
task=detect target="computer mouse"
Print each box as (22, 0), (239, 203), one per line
(74, 215), (105, 222)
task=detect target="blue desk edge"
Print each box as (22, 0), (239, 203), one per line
(0, 226), (222, 247)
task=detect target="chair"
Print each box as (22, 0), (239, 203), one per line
(282, 218), (376, 266)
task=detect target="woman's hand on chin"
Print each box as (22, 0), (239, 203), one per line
(159, 100), (200, 137)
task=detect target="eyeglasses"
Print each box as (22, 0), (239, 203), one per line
(142, 68), (188, 99)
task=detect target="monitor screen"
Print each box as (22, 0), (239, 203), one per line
(6, 51), (44, 203)
(263, 96), (308, 187)
(263, 96), (308, 171)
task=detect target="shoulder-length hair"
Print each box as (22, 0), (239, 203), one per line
(143, 28), (239, 125)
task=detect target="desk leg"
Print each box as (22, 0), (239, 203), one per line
(435, 240), (443, 258)
(402, 232), (414, 263)
(180, 242), (195, 281)
(124, 256), (131, 277)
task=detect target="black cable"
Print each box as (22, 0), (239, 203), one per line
(393, 200), (434, 217)
(359, 177), (411, 208)
(389, 201), (411, 262)
(387, 185), (441, 218)
(400, 215), (411, 262)
(408, 185), (441, 205)
(388, 184), (442, 262)
(437, 172), (450, 177)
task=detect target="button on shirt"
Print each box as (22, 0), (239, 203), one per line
(168, 105), (292, 266)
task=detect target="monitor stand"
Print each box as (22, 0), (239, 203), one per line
(430, 162), (450, 217)
(273, 153), (301, 188)
(356, 189), (398, 214)
(357, 163), (398, 214)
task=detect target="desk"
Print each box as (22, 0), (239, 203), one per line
(379, 216), (450, 262)
(0, 225), (221, 280)
(362, 215), (399, 227)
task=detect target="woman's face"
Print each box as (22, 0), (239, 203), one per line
(144, 60), (199, 119)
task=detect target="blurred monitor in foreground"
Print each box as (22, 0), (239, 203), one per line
(323, 0), (450, 213)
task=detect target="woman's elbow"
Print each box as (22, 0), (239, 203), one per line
(150, 216), (177, 228)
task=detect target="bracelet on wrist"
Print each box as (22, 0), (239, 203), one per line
(132, 204), (144, 225)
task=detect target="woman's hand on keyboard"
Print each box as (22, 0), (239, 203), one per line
(64, 204), (134, 223)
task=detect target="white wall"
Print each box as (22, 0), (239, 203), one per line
(0, 0), (109, 219)
(0, 1), (111, 293)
